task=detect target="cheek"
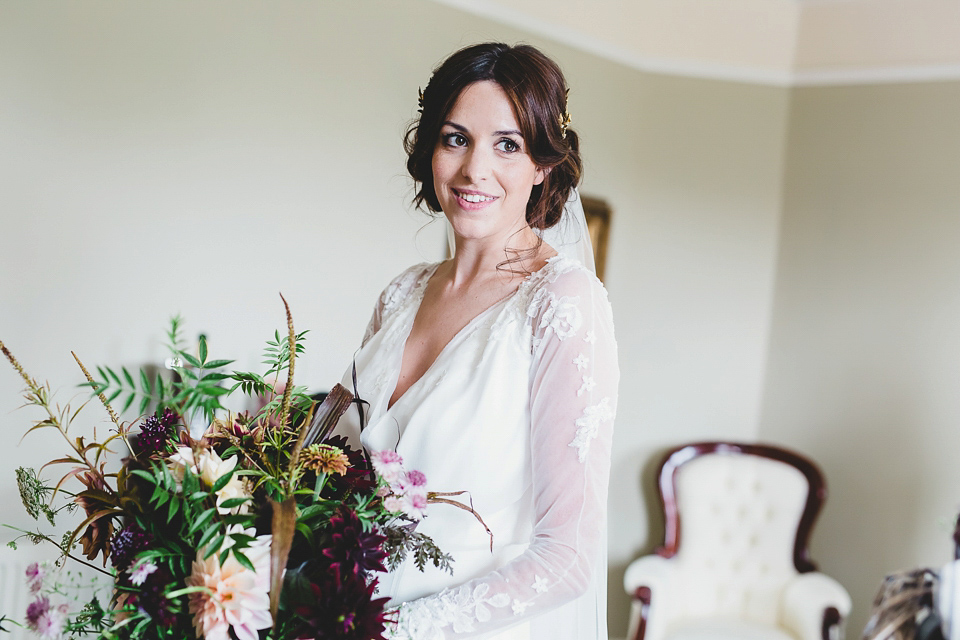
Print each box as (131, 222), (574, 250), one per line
(431, 151), (450, 188)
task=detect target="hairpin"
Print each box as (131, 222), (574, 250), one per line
(559, 89), (571, 139)
(418, 87), (424, 114)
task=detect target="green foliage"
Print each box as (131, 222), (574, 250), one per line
(16, 467), (56, 526)
(383, 526), (454, 575)
(82, 317), (236, 423)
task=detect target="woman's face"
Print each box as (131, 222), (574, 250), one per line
(431, 81), (545, 245)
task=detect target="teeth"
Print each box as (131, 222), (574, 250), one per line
(459, 192), (494, 203)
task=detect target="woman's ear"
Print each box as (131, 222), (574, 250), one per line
(534, 166), (549, 186)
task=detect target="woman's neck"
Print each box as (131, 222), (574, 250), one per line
(448, 225), (544, 288)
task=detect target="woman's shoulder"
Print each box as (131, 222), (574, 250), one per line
(524, 255), (608, 302)
(376, 261), (439, 315)
(520, 255), (613, 340)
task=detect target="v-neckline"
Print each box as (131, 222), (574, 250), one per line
(385, 259), (553, 412)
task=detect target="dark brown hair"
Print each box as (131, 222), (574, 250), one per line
(404, 43), (582, 231)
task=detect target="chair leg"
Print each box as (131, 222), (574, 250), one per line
(629, 586), (652, 640)
(822, 606), (841, 640)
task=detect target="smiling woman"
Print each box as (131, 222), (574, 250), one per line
(334, 42), (619, 640)
(431, 81), (546, 248)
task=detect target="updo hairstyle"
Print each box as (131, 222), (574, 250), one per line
(404, 43), (582, 231)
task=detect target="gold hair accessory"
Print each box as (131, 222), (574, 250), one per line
(559, 89), (571, 139)
(418, 87), (424, 114)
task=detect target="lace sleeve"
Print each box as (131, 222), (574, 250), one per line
(362, 263), (434, 346)
(387, 267), (619, 639)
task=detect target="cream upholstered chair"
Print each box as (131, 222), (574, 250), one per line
(624, 442), (851, 640)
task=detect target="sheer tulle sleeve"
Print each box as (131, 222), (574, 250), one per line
(387, 267), (619, 639)
(362, 263), (433, 347)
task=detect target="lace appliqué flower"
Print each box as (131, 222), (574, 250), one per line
(528, 290), (582, 341)
(531, 575), (549, 593)
(380, 280), (406, 317)
(381, 263), (434, 318)
(569, 397), (614, 463)
(391, 583), (511, 639)
(512, 599), (532, 615)
(573, 353), (589, 371)
(577, 376), (596, 397)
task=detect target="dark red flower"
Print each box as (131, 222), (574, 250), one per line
(323, 435), (376, 497)
(295, 568), (390, 640)
(322, 508), (386, 578)
(136, 409), (179, 456)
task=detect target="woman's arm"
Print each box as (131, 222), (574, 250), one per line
(388, 266), (619, 639)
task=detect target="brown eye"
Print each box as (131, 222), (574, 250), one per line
(442, 132), (468, 147)
(496, 138), (521, 153)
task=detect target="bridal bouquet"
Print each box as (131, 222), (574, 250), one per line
(1, 300), (451, 640)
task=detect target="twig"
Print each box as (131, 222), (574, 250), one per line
(1, 339), (37, 389)
(428, 491), (495, 552)
(2, 342), (116, 495)
(278, 294), (295, 433)
(72, 352), (136, 461)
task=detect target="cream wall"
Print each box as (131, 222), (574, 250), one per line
(1, 1), (790, 636)
(758, 81), (960, 634)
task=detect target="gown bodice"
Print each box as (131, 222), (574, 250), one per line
(336, 255), (619, 640)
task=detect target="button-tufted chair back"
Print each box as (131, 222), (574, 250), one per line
(668, 453), (809, 625)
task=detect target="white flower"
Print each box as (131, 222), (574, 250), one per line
(128, 560), (158, 586)
(168, 446), (250, 514)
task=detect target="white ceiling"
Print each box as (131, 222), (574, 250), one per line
(433, 0), (960, 85)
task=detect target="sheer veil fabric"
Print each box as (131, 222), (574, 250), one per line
(338, 188), (618, 639)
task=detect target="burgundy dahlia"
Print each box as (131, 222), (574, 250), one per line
(295, 569), (390, 640)
(322, 508), (386, 577)
(323, 435), (376, 497)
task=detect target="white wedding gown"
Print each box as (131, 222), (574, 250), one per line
(335, 254), (619, 640)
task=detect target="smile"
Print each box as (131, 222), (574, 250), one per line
(453, 189), (496, 204)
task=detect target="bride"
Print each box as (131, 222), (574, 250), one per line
(335, 43), (619, 640)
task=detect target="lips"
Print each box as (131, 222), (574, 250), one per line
(453, 188), (497, 209)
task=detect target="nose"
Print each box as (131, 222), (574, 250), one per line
(461, 145), (492, 183)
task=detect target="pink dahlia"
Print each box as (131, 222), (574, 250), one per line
(185, 527), (272, 640)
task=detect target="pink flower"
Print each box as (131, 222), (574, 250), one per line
(370, 450), (404, 484)
(406, 470), (427, 487)
(25, 562), (45, 594)
(25, 596), (68, 640)
(383, 495), (403, 513)
(400, 493), (427, 521)
(186, 527), (272, 640)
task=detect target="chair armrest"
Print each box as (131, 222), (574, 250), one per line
(780, 572), (852, 640)
(624, 555), (677, 640)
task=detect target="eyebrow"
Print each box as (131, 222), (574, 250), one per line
(442, 121), (524, 138)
